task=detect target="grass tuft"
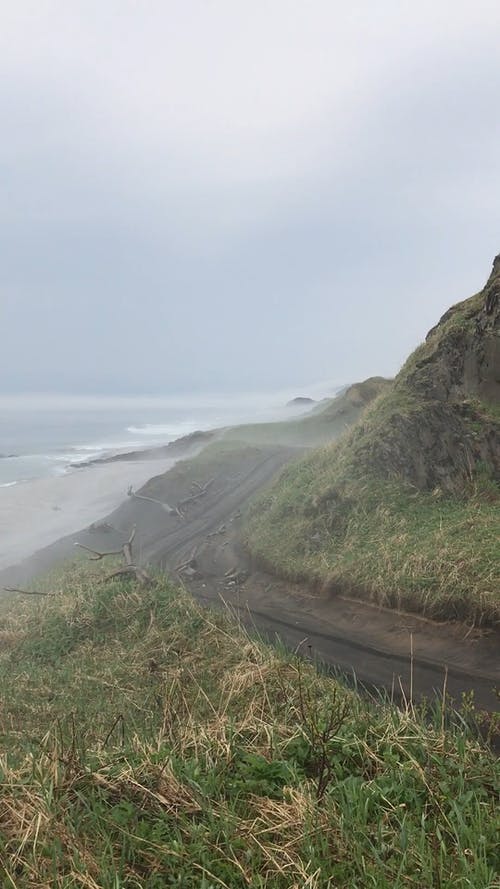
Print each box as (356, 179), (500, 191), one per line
(0, 566), (498, 886)
(244, 279), (500, 626)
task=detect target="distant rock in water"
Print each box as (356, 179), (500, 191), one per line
(287, 397), (315, 407)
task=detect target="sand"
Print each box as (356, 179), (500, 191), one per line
(0, 440), (498, 713)
(0, 458), (172, 571)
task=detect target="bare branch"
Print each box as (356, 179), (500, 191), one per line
(223, 568), (248, 587)
(134, 566), (153, 585)
(176, 478), (215, 514)
(127, 486), (176, 514)
(74, 542), (122, 561)
(175, 545), (198, 573)
(74, 525), (152, 586)
(207, 523), (226, 538)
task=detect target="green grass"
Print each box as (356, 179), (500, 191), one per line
(244, 381), (500, 625)
(246, 466), (500, 624)
(221, 415), (334, 447)
(396, 290), (485, 392)
(218, 378), (392, 449)
(0, 567), (498, 887)
(245, 279), (500, 625)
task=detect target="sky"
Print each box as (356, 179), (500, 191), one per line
(1, 0), (499, 396)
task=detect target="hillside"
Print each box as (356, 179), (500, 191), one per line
(0, 567), (498, 887)
(221, 376), (392, 448)
(246, 256), (500, 625)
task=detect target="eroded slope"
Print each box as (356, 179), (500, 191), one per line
(246, 257), (500, 624)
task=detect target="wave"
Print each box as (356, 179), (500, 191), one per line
(49, 442), (143, 465)
(0, 481), (18, 488)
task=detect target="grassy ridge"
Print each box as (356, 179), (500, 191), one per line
(219, 378), (391, 449)
(0, 567), (498, 887)
(245, 446), (500, 624)
(245, 278), (500, 625)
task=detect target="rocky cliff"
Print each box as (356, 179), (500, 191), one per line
(346, 255), (500, 492)
(415, 253), (500, 402)
(245, 256), (500, 623)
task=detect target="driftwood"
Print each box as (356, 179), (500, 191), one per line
(127, 486), (176, 515)
(175, 546), (199, 578)
(223, 567), (249, 587)
(125, 478), (215, 520)
(73, 542), (123, 561)
(74, 527), (152, 586)
(176, 478), (214, 516)
(207, 523), (226, 539)
(127, 478), (215, 519)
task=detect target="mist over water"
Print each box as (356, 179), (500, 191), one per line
(0, 386), (336, 571)
(0, 387), (334, 486)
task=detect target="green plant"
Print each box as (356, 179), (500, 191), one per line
(0, 565), (497, 887)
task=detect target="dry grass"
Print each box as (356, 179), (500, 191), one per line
(0, 565), (498, 886)
(245, 388), (500, 625)
(246, 276), (500, 626)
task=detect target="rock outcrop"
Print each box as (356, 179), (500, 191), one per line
(406, 253), (500, 403)
(286, 396), (316, 407)
(328, 255), (500, 494)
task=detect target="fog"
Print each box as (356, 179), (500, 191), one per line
(1, 1), (499, 395)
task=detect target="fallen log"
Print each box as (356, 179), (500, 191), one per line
(175, 546), (198, 573)
(175, 546), (201, 578)
(74, 527), (152, 586)
(207, 523), (226, 539)
(176, 478), (215, 516)
(223, 567), (249, 586)
(127, 486), (177, 515)
(73, 543), (123, 561)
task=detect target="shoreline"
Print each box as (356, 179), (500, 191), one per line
(0, 426), (221, 574)
(72, 428), (217, 467)
(0, 457), (174, 572)
(1, 437), (497, 715)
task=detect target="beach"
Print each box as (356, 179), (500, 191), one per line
(0, 391), (320, 574)
(0, 457), (172, 572)
(0, 429), (498, 716)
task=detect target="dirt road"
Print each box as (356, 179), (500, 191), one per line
(2, 442), (499, 713)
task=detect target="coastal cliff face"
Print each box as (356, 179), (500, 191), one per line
(346, 254), (500, 493)
(414, 253), (500, 403)
(416, 254), (500, 404)
(245, 256), (500, 623)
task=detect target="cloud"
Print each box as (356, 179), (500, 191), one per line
(1, 1), (499, 393)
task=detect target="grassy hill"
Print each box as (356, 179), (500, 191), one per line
(0, 567), (498, 887)
(221, 377), (392, 448)
(246, 257), (500, 625)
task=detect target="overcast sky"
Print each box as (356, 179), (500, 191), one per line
(1, 1), (499, 396)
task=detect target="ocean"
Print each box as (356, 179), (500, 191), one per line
(0, 391), (312, 487)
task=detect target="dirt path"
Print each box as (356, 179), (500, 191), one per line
(2, 442), (498, 713)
